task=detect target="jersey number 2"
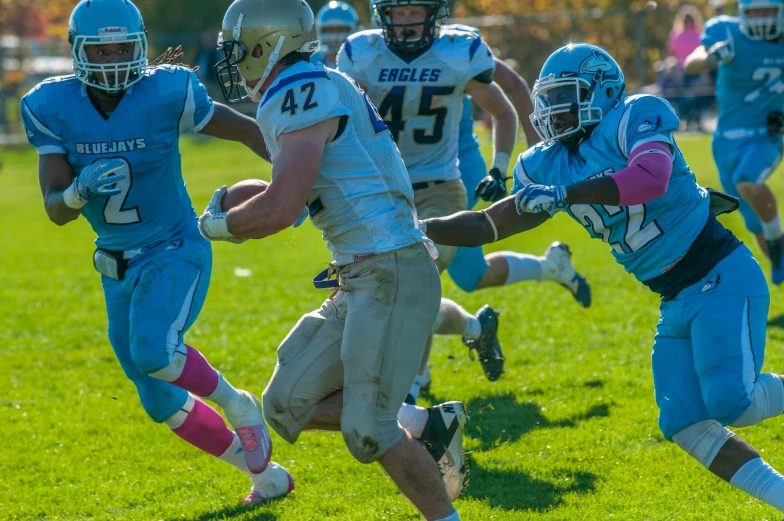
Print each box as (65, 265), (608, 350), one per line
(102, 158), (141, 225)
(570, 203), (662, 254)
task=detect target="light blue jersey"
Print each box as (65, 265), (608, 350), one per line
(703, 15), (784, 133)
(21, 65), (214, 251)
(457, 96), (481, 156)
(514, 94), (710, 283)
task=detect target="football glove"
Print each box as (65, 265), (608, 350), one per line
(768, 110), (784, 136)
(63, 158), (127, 209)
(707, 40), (734, 66)
(474, 167), (509, 203)
(514, 184), (567, 216)
(199, 186), (246, 244)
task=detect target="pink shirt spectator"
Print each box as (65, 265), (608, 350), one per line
(669, 28), (702, 68)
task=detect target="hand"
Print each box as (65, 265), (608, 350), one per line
(293, 207), (308, 228)
(768, 110), (784, 137)
(707, 40), (734, 65)
(474, 167), (509, 202)
(198, 186), (246, 243)
(75, 158), (127, 201)
(514, 184), (567, 216)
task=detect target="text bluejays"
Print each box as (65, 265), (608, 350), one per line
(377, 68), (442, 83)
(76, 138), (147, 154)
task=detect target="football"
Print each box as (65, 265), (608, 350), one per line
(221, 178), (268, 211)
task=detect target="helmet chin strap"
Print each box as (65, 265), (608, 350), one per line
(245, 35), (286, 103)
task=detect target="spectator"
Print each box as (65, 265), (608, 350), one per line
(668, 5), (704, 69)
(709, 0), (727, 17)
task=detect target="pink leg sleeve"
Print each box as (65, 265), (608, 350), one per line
(171, 397), (234, 457)
(171, 345), (219, 397)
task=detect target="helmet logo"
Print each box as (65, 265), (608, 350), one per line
(99, 27), (128, 35)
(579, 50), (619, 86)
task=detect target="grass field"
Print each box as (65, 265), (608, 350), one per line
(2, 131), (784, 521)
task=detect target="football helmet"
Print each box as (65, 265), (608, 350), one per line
(529, 43), (626, 147)
(216, 0), (319, 103)
(67, 0), (148, 94)
(374, 0), (449, 53)
(739, 0), (784, 40)
(316, 1), (359, 53)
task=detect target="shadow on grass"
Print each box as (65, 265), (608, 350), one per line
(177, 502), (278, 521)
(464, 455), (597, 512)
(768, 313), (784, 330)
(462, 392), (611, 451)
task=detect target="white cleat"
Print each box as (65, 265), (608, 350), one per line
(420, 401), (468, 501)
(224, 390), (272, 474)
(541, 242), (592, 308)
(243, 462), (295, 505)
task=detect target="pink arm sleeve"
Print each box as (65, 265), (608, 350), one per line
(611, 141), (674, 206)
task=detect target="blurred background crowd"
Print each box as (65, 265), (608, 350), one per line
(0, 0), (730, 144)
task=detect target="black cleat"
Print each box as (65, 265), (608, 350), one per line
(463, 305), (505, 381)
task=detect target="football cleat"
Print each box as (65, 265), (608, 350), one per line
(420, 401), (468, 501)
(541, 241), (592, 307)
(767, 236), (784, 284)
(225, 390), (272, 474)
(463, 305), (505, 381)
(243, 462), (295, 505)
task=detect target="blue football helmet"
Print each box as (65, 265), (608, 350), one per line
(317, 1), (359, 53)
(530, 43), (626, 147)
(68, 0), (148, 94)
(739, 0), (784, 40)
(374, 0), (449, 53)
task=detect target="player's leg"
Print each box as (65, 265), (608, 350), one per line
(673, 247), (784, 510)
(734, 139), (784, 282)
(104, 276), (286, 504)
(125, 238), (270, 474)
(338, 245), (457, 518)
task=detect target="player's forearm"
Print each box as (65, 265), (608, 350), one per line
(226, 193), (301, 239)
(684, 47), (712, 75)
(424, 211), (496, 247)
(43, 190), (81, 226)
(492, 109), (519, 158)
(564, 175), (621, 206)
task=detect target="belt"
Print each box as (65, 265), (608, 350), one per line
(412, 180), (445, 191)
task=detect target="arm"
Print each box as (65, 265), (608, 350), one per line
(492, 59), (540, 147)
(465, 79), (518, 174)
(225, 116), (340, 239)
(199, 102), (270, 162)
(683, 45), (713, 75)
(38, 154), (81, 226)
(423, 195), (549, 247)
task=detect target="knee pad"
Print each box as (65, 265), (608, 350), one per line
(447, 247), (488, 293)
(672, 419), (734, 468)
(129, 322), (180, 375)
(731, 374), (784, 428)
(341, 408), (402, 464)
(134, 376), (189, 423)
(702, 376), (753, 426)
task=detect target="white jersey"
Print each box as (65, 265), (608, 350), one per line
(338, 28), (495, 183)
(256, 61), (427, 265)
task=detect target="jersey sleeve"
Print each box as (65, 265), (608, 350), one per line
(617, 96), (680, 158)
(512, 148), (549, 194)
(179, 69), (215, 134)
(20, 86), (65, 155)
(257, 74), (350, 139)
(701, 16), (734, 49)
(336, 37), (369, 84)
(465, 35), (496, 84)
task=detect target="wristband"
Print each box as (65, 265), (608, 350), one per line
(62, 181), (87, 210)
(492, 152), (511, 176)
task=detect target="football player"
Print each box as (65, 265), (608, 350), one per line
(422, 42), (784, 512)
(200, 0), (467, 515)
(312, 1), (359, 68)
(338, 0), (518, 388)
(21, 0), (287, 506)
(685, 0), (784, 283)
(447, 25), (591, 306)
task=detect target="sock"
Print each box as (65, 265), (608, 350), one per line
(207, 371), (243, 410)
(167, 394), (234, 457)
(731, 373), (784, 428)
(762, 214), (784, 241)
(218, 431), (253, 475)
(408, 375), (422, 403)
(436, 509), (461, 521)
(434, 299), (478, 339)
(397, 403), (429, 438)
(729, 457), (784, 510)
(498, 251), (543, 285)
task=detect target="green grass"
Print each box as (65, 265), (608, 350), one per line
(1, 132), (784, 521)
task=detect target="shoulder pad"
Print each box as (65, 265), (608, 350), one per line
(431, 29), (494, 78)
(341, 30), (385, 66)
